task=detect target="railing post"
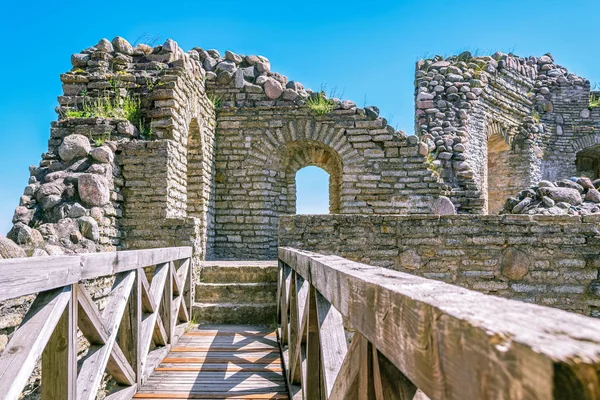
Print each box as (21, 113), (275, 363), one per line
(117, 268), (142, 386)
(306, 285), (323, 399)
(162, 261), (174, 343)
(187, 257), (193, 320)
(280, 263), (291, 346)
(41, 284), (77, 400)
(288, 271), (299, 383)
(275, 259), (283, 322)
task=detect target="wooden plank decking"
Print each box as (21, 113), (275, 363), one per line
(133, 325), (288, 399)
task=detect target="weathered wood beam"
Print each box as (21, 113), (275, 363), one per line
(77, 271), (136, 400)
(152, 314), (168, 347)
(315, 290), (348, 398)
(141, 263), (169, 373)
(306, 285), (323, 399)
(373, 347), (422, 400)
(280, 263), (292, 345)
(163, 262), (174, 343)
(77, 284), (136, 386)
(104, 384), (138, 400)
(289, 274), (309, 385)
(0, 287), (71, 400)
(41, 285), (77, 400)
(279, 247), (600, 400)
(357, 335), (375, 400)
(0, 257), (80, 302)
(328, 330), (363, 400)
(116, 269), (141, 386)
(139, 271), (156, 314)
(0, 247), (192, 301)
(80, 247), (192, 280)
(287, 271), (300, 385)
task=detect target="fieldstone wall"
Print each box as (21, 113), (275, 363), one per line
(279, 214), (600, 316)
(9, 119), (127, 255)
(416, 52), (600, 215)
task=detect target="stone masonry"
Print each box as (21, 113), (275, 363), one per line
(416, 52), (600, 215)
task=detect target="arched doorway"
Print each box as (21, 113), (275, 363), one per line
(576, 144), (600, 180)
(185, 117), (216, 258)
(187, 118), (205, 218)
(487, 131), (512, 214)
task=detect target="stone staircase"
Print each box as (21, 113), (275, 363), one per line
(193, 260), (278, 325)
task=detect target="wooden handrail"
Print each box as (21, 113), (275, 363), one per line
(0, 246), (193, 400)
(277, 247), (600, 400)
(0, 246), (192, 301)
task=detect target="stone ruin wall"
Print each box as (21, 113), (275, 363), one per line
(196, 51), (446, 259)
(416, 52), (600, 215)
(5, 36), (447, 263)
(9, 37), (217, 263)
(210, 106), (442, 259)
(279, 214), (600, 317)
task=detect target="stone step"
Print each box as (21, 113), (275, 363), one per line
(200, 260), (278, 284)
(193, 302), (277, 325)
(196, 282), (277, 303)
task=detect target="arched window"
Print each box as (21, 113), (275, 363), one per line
(282, 141), (342, 215)
(295, 166), (330, 214)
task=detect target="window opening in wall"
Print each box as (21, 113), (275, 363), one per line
(295, 166), (330, 214)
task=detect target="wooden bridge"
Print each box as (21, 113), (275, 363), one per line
(1, 246), (600, 399)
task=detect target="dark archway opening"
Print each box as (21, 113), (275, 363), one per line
(576, 145), (600, 180)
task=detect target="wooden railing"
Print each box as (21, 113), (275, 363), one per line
(0, 247), (192, 400)
(277, 247), (600, 400)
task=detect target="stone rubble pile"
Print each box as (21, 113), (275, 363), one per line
(9, 133), (119, 255)
(502, 177), (600, 215)
(191, 47), (360, 109)
(67, 37), (370, 115)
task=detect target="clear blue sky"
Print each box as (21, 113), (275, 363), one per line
(1, 0), (599, 233)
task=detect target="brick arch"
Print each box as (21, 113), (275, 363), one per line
(247, 119), (362, 170)
(572, 132), (600, 154)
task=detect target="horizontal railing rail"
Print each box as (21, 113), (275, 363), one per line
(277, 247), (600, 400)
(0, 246), (193, 400)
